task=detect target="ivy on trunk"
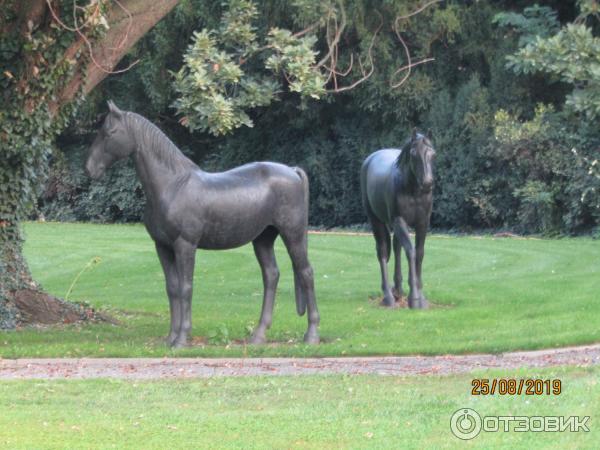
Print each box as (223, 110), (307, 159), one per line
(0, 0), (179, 328)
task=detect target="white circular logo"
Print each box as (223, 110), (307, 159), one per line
(450, 408), (482, 440)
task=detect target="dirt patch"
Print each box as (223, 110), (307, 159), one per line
(367, 294), (451, 309)
(368, 293), (409, 309)
(13, 289), (116, 327)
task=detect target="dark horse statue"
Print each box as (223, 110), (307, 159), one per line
(85, 101), (319, 347)
(361, 129), (435, 309)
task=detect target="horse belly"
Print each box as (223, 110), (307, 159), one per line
(193, 198), (273, 250)
(197, 218), (269, 250)
(363, 149), (400, 226)
(365, 176), (396, 226)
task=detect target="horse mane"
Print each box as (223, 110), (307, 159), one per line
(125, 112), (198, 172)
(395, 137), (413, 169)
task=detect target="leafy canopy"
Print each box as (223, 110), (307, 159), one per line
(499, 0), (600, 119)
(173, 0), (331, 135)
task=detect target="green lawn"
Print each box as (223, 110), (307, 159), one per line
(0, 366), (598, 449)
(1, 222), (598, 357)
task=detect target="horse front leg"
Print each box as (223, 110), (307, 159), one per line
(173, 238), (197, 348)
(155, 242), (181, 346)
(415, 226), (427, 301)
(393, 218), (428, 309)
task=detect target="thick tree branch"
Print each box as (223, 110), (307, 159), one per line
(50, 0), (179, 115)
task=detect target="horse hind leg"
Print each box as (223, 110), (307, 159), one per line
(280, 229), (319, 344)
(249, 226), (280, 344)
(370, 216), (395, 307)
(392, 234), (404, 299)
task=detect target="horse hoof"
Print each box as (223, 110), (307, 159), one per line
(166, 333), (178, 346)
(248, 332), (266, 345)
(409, 298), (429, 309)
(392, 288), (404, 300)
(380, 296), (396, 307)
(171, 337), (189, 348)
(303, 332), (320, 345)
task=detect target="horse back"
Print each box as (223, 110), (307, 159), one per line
(157, 162), (306, 249)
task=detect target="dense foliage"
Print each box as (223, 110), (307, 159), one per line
(41, 0), (599, 236)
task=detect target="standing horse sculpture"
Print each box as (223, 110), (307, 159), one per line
(85, 101), (319, 347)
(361, 129), (435, 309)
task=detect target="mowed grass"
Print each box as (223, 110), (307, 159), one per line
(0, 222), (598, 357)
(0, 366), (598, 449)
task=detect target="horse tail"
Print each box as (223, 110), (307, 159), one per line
(294, 167), (310, 226)
(292, 166), (309, 316)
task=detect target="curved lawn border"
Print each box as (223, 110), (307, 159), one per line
(1, 343), (599, 379)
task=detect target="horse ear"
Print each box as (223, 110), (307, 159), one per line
(426, 128), (433, 139)
(107, 100), (123, 119)
(412, 127), (418, 140)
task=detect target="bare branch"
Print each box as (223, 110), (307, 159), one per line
(110, 0), (134, 51)
(46, 0), (138, 75)
(316, 0), (346, 68)
(320, 0), (440, 94)
(390, 23), (412, 89)
(45, 0), (97, 33)
(396, 0), (443, 21)
(390, 0), (441, 89)
(291, 19), (322, 39)
(390, 57), (435, 89)
(325, 10), (382, 94)
(322, 53), (354, 77)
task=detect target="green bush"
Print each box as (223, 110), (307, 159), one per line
(42, 0), (599, 235)
(39, 145), (144, 223)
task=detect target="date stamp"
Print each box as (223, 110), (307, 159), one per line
(471, 378), (561, 396)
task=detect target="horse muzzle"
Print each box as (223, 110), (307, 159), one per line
(421, 180), (434, 193)
(84, 160), (105, 180)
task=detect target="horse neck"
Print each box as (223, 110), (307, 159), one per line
(396, 152), (417, 193)
(127, 114), (200, 201)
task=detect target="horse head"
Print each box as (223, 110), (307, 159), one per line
(406, 128), (436, 193)
(85, 101), (135, 179)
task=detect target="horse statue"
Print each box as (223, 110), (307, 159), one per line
(85, 101), (319, 347)
(360, 129), (436, 309)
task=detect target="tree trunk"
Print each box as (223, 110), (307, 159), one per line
(0, 0), (179, 328)
(0, 224), (35, 329)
